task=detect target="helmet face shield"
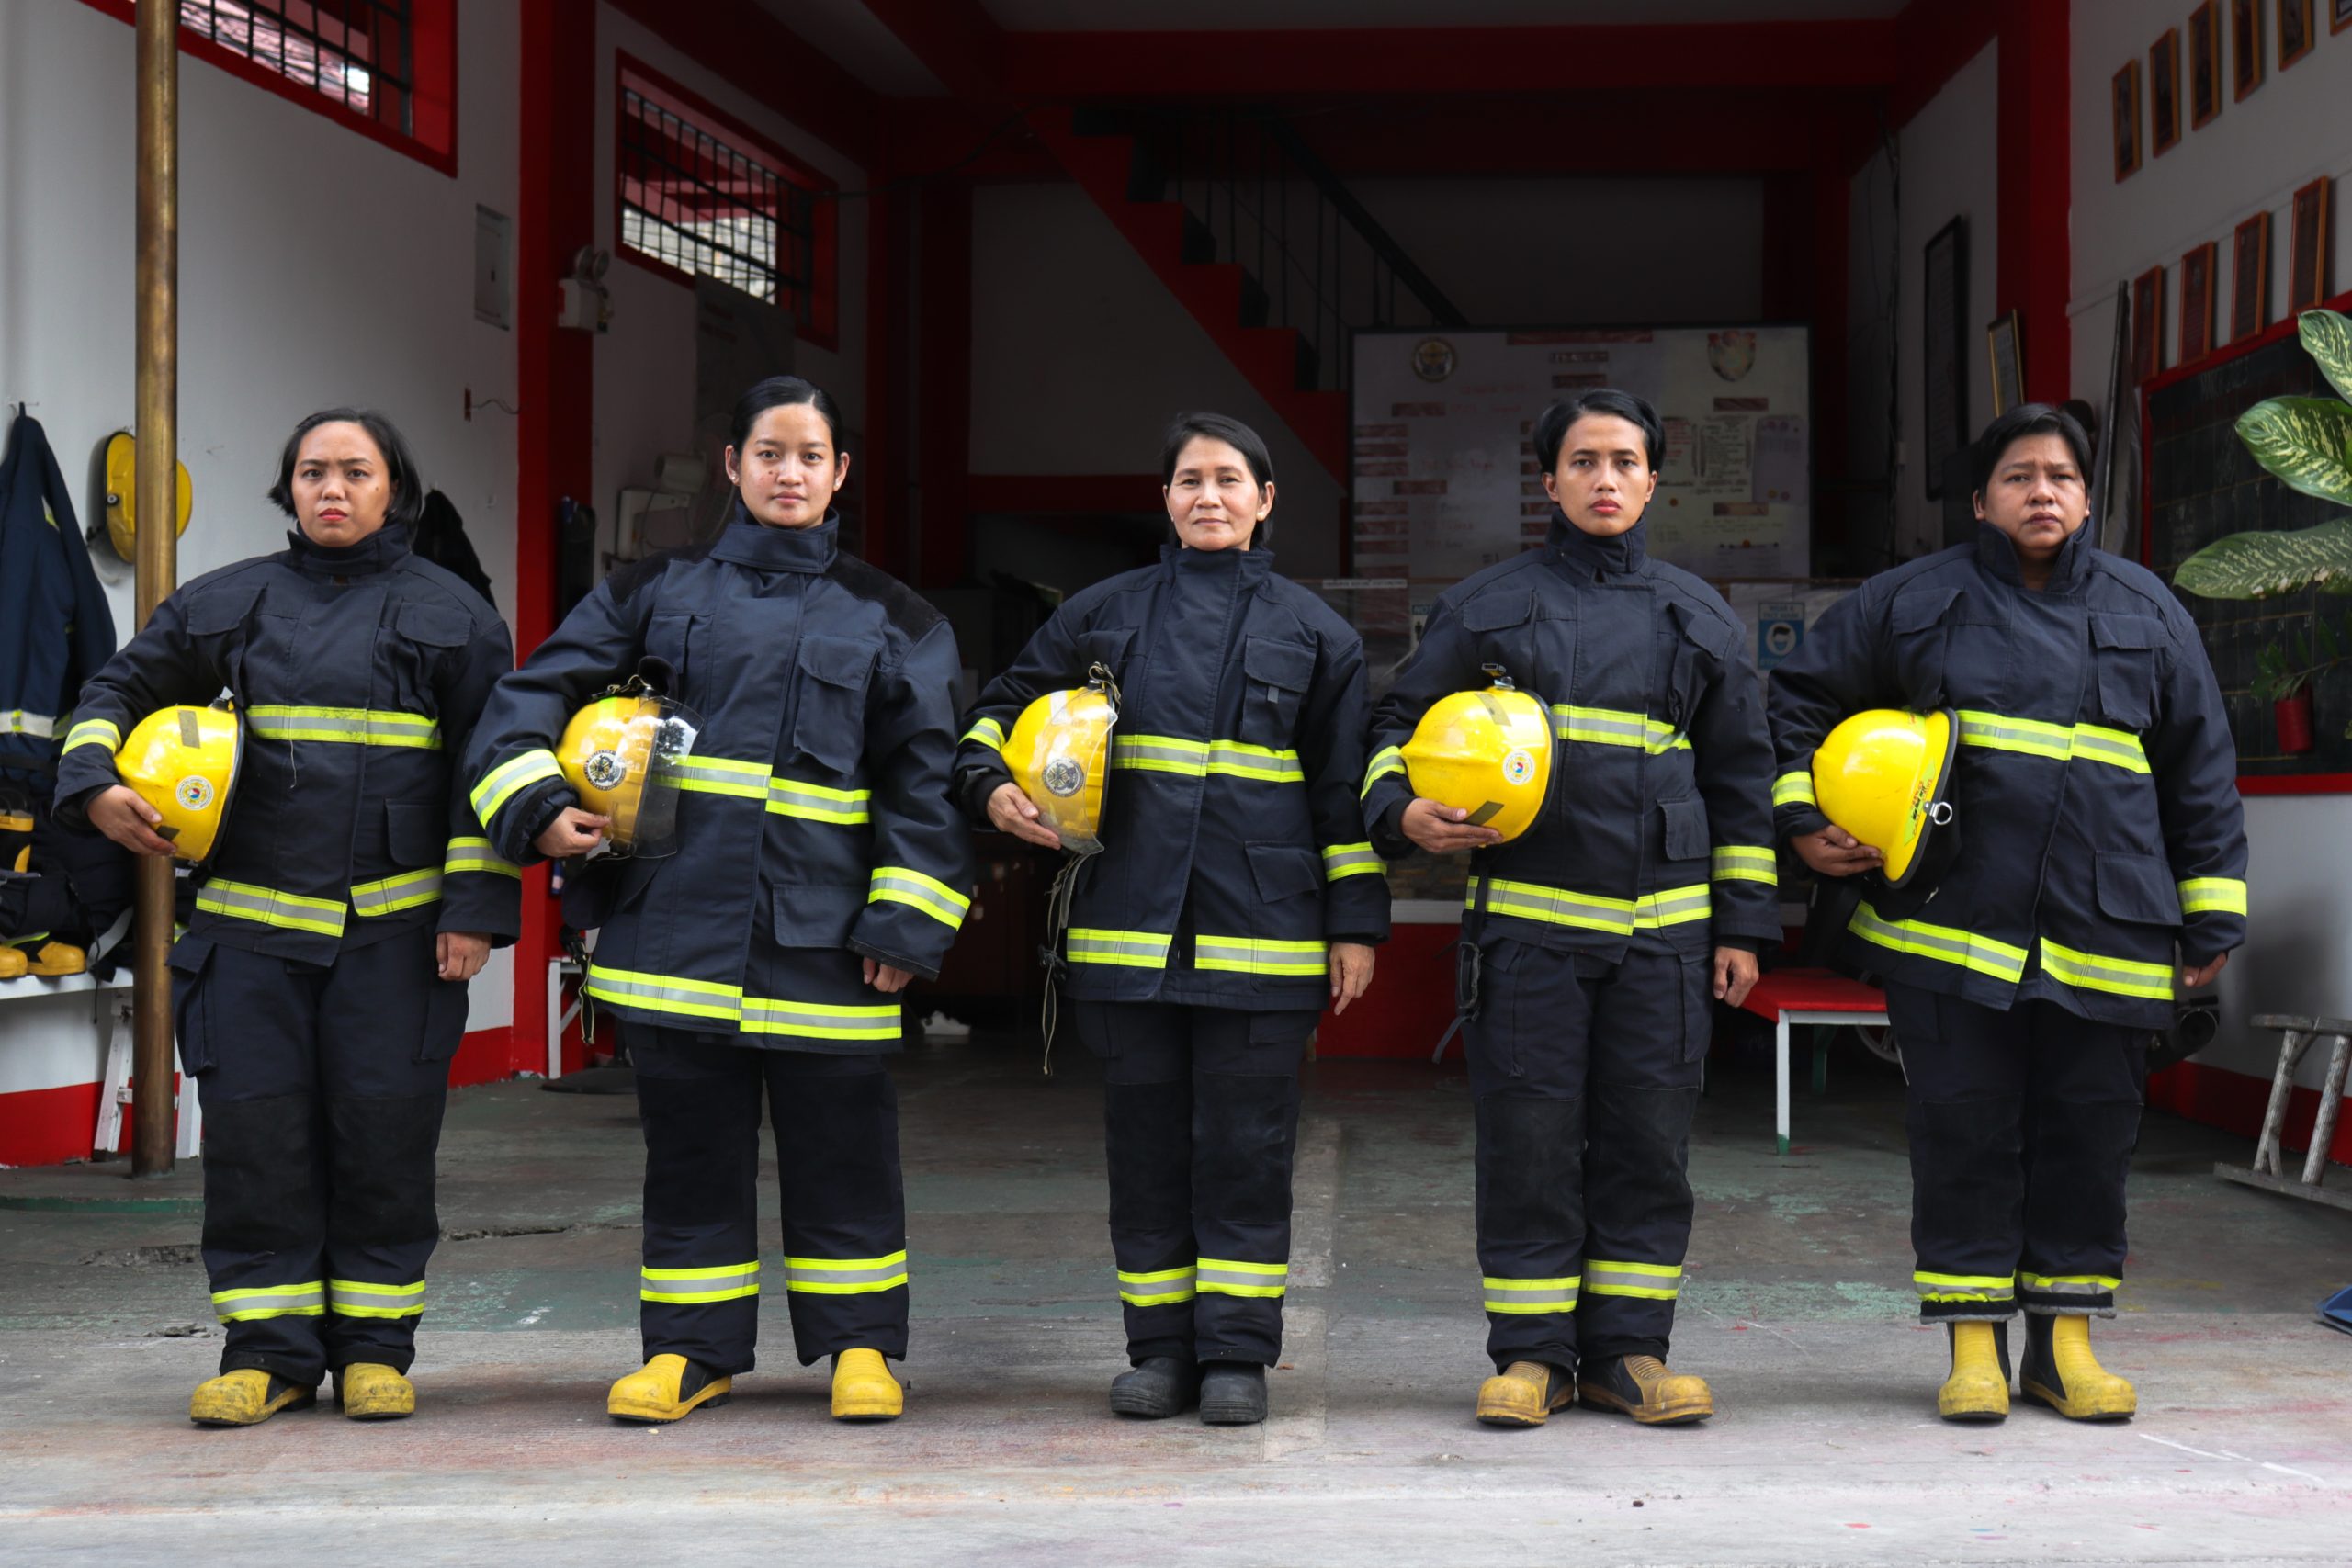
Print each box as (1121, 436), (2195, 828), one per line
(558, 693), (703, 858)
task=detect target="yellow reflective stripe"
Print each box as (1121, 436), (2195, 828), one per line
(1118, 1265), (1197, 1306)
(1196, 1258), (1288, 1297)
(868, 865), (971, 930)
(1915, 1270), (2016, 1302)
(1321, 841), (1383, 881)
(2038, 938), (2176, 1002)
(1552, 704), (1689, 754)
(444, 837), (521, 878)
(660, 754), (770, 800)
(62, 717), (123, 754)
(962, 716), (1007, 750)
(2019, 1271), (2121, 1293)
(1067, 928), (1172, 969)
(766, 776), (871, 825)
(1849, 903), (2029, 985)
(584, 964), (742, 1023)
(1468, 875), (1713, 934)
(4, 710), (59, 738)
(585, 964), (897, 1040)
(783, 1251), (909, 1295)
(211, 1281), (326, 1321)
(1710, 845), (1779, 886)
(741, 996), (902, 1041)
(1954, 710), (2150, 774)
(1362, 745), (1407, 798)
(471, 749), (564, 826)
(245, 705), (440, 749)
(349, 868), (443, 918)
(1772, 768), (1817, 807)
(326, 1279), (426, 1318)
(641, 1261), (761, 1303)
(1113, 734), (1306, 783)
(196, 877), (349, 938)
(2177, 876), (2247, 917)
(1585, 1259), (1683, 1299)
(1482, 1274), (1581, 1314)
(1194, 934), (1329, 976)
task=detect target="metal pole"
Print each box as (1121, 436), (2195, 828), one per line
(131, 0), (179, 1178)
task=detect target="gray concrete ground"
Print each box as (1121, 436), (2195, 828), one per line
(3, 1033), (2348, 1566)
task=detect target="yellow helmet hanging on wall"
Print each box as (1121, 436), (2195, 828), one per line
(116, 703), (241, 862)
(1811, 708), (1957, 887)
(1002, 663), (1121, 856)
(100, 430), (194, 564)
(1400, 667), (1554, 844)
(556, 681), (702, 858)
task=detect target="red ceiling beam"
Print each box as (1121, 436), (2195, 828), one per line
(603, 0), (880, 166)
(862, 0), (1009, 106)
(1887, 0), (2000, 131)
(1996, 0), (2069, 403)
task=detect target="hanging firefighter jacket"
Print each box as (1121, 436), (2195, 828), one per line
(1766, 522), (2248, 1031)
(52, 521), (522, 960)
(464, 505), (973, 1051)
(2, 411), (117, 777)
(953, 544), (1390, 1010)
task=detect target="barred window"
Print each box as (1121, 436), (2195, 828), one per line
(176, 0), (413, 134)
(616, 56), (836, 349)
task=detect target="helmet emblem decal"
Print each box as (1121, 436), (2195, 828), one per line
(583, 749), (628, 790)
(1042, 756), (1086, 798)
(1501, 749), (1536, 787)
(175, 775), (214, 812)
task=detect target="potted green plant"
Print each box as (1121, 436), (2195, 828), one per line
(2248, 623), (2345, 753)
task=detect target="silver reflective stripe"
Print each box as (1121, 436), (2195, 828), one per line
(1637, 886), (1713, 927)
(640, 1264), (761, 1303)
(1195, 1260), (1288, 1294)
(349, 869), (443, 917)
(1322, 844), (1383, 880)
(1117, 1267), (1197, 1304)
(196, 879), (348, 938)
(740, 998), (901, 1041)
(1113, 737), (1206, 769)
(1066, 929), (1173, 968)
(213, 1284), (326, 1320)
(2020, 1274), (2118, 1297)
(245, 707), (440, 748)
(665, 756), (769, 798)
(1585, 1263), (1682, 1298)
(784, 1252), (910, 1293)
(1476, 877), (1635, 934)
(870, 868), (971, 927)
(327, 1280), (426, 1316)
(767, 779), (871, 823)
(584, 966), (743, 1025)
(3, 710), (57, 738)
(1483, 1276), (1580, 1313)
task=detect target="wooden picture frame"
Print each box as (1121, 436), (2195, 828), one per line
(2151, 29), (2183, 154)
(2335, 0), (2352, 36)
(2182, 241), (2219, 362)
(2291, 177), (2334, 312)
(2232, 213), (2272, 343)
(2190, 2), (2225, 127)
(2232, 0), (2265, 100)
(2111, 60), (2143, 182)
(2279, 0), (2317, 64)
(1923, 217), (1969, 502)
(2133, 265), (2165, 385)
(1987, 311), (2025, 415)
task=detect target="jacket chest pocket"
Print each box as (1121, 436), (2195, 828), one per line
(1459, 591), (1543, 691)
(1665, 604), (1733, 729)
(1237, 636), (1317, 749)
(2091, 615), (2162, 731)
(1888, 587), (1962, 709)
(376, 601), (469, 716)
(791, 635), (876, 776)
(645, 612), (702, 698)
(183, 585), (262, 699)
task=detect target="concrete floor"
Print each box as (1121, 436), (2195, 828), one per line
(3, 1032), (2348, 1566)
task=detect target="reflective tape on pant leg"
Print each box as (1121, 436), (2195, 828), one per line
(784, 1251), (909, 1295)
(212, 1281), (327, 1322)
(1195, 1258), (1288, 1298)
(1915, 1270), (2016, 1304)
(641, 1261), (762, 1303)
(1584, 1260), (1683, 1300)
(327, 1279), (427, 1319)
(2019, 1271), (2121, 1298)
(1117, 1265), (1197, 1307)
(1483, 1274), (1581, 1314)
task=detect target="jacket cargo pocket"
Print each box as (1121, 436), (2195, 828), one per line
(169, 934), (217, 1077)
(1238, 637), (1317, 749)
(790, 636), (875, 776)
(2095, 851), (2183, 927)
(1246, 840), (1324, 903)
(384, 800), (443, 869)
(1678, 950), (1713, 1063)
(1658, 795), (1712, 864)
(417, 976), (470, 1064)
(773, 885), (866, 949)
(2092, 615), (2162, 731)
(1889, 586), (1962, 709)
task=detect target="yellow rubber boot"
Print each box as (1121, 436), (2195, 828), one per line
(1938, 1321), (2011, 1422)
(189, 1369), (317, 1427)
(1577, 1354), (1715, 1425)
(0, 947), (26, 980)
(831, 1348), (903, 1421)
(606, 1354), (732, 1424)
(26, 942), (85, 977)
(1476, 1360), (1574, 1427)
(336, 1362), (416, 1420)
(2021, 1314), (2137, 1421)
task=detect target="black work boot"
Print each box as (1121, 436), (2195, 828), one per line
(1198, 1361), (1268, 1426)
(1109, 1356), (1199, 1418)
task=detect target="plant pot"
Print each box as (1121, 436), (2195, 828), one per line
(2275, 690), (2316, 753)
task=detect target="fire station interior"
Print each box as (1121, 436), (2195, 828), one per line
(3, 1), (2351, 1561)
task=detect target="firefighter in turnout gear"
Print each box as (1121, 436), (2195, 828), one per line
(1769, 404), (2247, 1423)
(56, 410), (520, 1427)
(466, 378), (971, 1426)
(955, 413), (1388, 1427)
(1365, 389), (1780, 1428)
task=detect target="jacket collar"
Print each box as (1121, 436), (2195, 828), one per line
(710, 501), (839, 573)
(1547, 508), (1647, 581)
(1163, 542), (1275, 582)
(1975, 517), (2092, 593)
(284, 520), (412, 578)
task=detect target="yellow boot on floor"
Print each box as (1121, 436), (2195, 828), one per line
(1476, 1360), (1574, 1427)
(189, 1369), (316, 1427)
(1938, 1321), (2011, 1422)
(25, 942), (85, 977)
(1577, 1354), (1715, 1425)
(2021, 1314), (2136, 1421)
(607, 1354), (732, 1424)
(0, 946), (26, 980)
(831, 1348), (903, 1421)
(336, 1362), (415, 1420)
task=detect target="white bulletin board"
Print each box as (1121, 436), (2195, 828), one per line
(1351, 326), (1812, 581)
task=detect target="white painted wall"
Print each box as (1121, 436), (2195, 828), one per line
(2068, 1), (2352, 1096)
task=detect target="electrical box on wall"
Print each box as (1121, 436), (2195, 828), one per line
(473, 207), (511, 331)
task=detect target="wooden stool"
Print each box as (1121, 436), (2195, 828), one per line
(2215, 1014), (2352, 1212)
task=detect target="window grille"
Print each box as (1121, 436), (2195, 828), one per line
(175, 0), (413, 137)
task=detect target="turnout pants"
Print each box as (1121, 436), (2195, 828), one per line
(632, 1030), (908, 1373)
(173, 925), (464, 1384)
(1070, 1000), (1316, 1368)
(1885, 985), (2145, 1322)
(1463, 940), (1707, 1371)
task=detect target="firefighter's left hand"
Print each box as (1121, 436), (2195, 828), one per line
(437, 931), (492, 982)
(1329, 942), (1376, 1014)
(1713, 945), (1758, 1010)
(864, 957), (915, 994)
(2181, 951), (2230, 990)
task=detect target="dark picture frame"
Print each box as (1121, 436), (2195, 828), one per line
(1986, 311), (2024, 415)
(2152, 28), (2183, 154)
(1923, 217), (1969, 502)
(2232, 212), (2271, 343)
(2290, 177), (2333, 312)
(2182, 240), (2220, 362)
(2335, 0), (2352, 36)
(2112, 60), (2143, 181)
(2233, 0), (2265, 99)
(2279, 0), (2316, 64)
(2133, 265), (2165, 384)
(2190, 1), (2224, 126)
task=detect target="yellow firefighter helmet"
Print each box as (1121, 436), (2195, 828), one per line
(1002, 663), (1121, 857)
(1811, 707), (1958, 888)
(556, 682), (701, 857)
(116, 703), (241, 862)
(1400, 669), (1554, 844)
(101, 430), (194, 564)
